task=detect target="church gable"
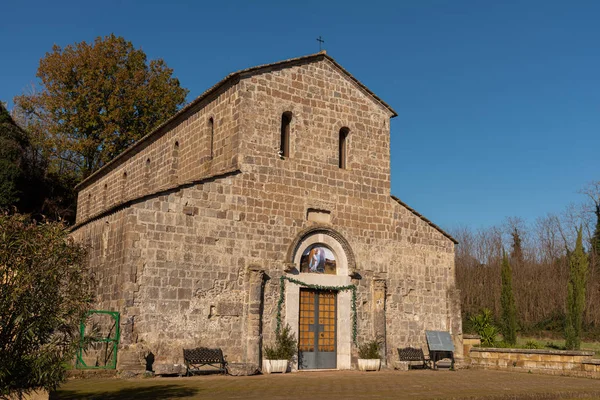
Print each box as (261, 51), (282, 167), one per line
(236, 55), (393, 187)
(73, 53), (397, 227)
(235, 53), (396, 118)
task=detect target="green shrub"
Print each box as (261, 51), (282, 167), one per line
(565, 228), (589, 350)
(545, 341), (565, 351)
(469, 308), (498, 347)
(264, 324), (297, 360)
(523, 340), (541, 349)
(0, 213), (92, 398)
(358, 340), (380, 359)
(500, 251), (518, 345)
(528, 313), (565, 334)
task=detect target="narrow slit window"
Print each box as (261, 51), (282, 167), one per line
(103, 183), (108, 207)
(171, 141), (180, 183)
(121, 172), (128, 200)
(86, 193), (92, 218)
(209, 118), (214, 159)
(145, 158), (151, 190)
(280, 111), (292, 158)
(339, 127), (349, 169)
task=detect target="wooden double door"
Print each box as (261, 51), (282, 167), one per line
(298, 289), (337, 369)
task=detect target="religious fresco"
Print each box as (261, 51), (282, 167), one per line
(300, 245), (336, 274)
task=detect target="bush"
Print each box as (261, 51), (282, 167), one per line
(358, 340), (380, 359)
(0, 213), (93, 398)
(264, 324), (297, 361)
(545, 341), (565, 351)
(523, 340), (541, 349)
(469, 308), (498, 347)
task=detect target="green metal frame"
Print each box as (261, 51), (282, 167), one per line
(76, 310), (120, 369)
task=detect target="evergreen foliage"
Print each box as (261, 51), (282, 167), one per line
(358, 340), (380, 359)
(0, 102), (77, 222)
(510, 227), (524, 266)
(500, 250), (518, 345)
(263, 324), (297, 361)
(0, 103), (28, 207)
(469, 308), (498, 346)
(592, 203), (600, 266)
(0, 213), (93, 397)
(565, 227), (589, 350)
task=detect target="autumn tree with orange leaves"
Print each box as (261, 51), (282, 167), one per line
(15, 34), (189, 181)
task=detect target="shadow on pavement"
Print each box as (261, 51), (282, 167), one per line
(51, 384), (200, 400)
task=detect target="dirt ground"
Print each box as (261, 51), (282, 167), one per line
(52, 369), (600, 400)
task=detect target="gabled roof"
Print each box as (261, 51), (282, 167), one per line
(76, 52), (397, 190)
(234, 51), (398, 116)
(391, 195), (458, 244)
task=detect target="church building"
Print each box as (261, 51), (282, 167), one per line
(71, 52), (462, 373)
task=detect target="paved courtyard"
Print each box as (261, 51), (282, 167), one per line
(52, 369), (600, 400)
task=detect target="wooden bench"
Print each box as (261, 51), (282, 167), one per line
(183, 347), (227, 375)
(398, 347), (430, 369)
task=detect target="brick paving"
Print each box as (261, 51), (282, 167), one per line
(53, 369), (600, 400)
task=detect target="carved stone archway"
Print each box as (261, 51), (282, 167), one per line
(283, 226), (356, 370)
(285, 225), (357, 274)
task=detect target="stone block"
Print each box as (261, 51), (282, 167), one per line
(227, 362), (259, 376)
(217, 302), (243, 316)
(183, 206), (198, 216)
(393, 361), (409, 371)
(154, 363), (185, 376)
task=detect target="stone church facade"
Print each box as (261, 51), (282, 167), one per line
(71, 52), (462, 372)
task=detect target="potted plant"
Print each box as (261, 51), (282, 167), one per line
(357, 340), (381, 371)
(262, 324), (297, 373)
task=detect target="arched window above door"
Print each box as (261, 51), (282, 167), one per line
(300, 244), (337, 275)
(289, 228), (354, 277)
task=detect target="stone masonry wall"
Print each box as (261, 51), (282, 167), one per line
(469, 348), (600, 379)
(75, 80), (242, 224)
(71, 208), (136, 313)
(71, 55), (460, 370)
(235, 58), (459, 362)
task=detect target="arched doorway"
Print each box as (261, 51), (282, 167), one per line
(285, 228), (354, 370)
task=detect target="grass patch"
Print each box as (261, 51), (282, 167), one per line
(517, 337), (600, 358)
(474, 335), (600, 357)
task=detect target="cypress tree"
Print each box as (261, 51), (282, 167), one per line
(565, 227), (589, 350)
(592, 203), (600, 268)
(510, 227), (524, 267)
(0, 103), (27, 207)
(500, 250), (518, 345)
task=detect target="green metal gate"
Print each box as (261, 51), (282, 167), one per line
(76, 310), (120, 369)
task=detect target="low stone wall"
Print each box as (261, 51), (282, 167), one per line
(462, 334), (481, 358)
(469, 347), (600, 378)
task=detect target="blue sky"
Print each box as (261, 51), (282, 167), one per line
(1, 0), (598, 231)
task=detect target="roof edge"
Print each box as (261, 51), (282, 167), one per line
(76, 51), (397, 191)
(391, 195), (458, 244)
(320, 53), (398, 118)
(71, 167), (241, 231)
